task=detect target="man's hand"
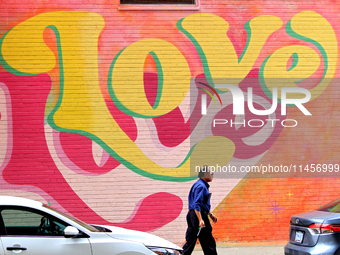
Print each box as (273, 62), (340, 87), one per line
(210, 213), (218, 223)
(199, 219), (205, 228)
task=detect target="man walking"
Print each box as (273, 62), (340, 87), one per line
(183, 165), (218, 255)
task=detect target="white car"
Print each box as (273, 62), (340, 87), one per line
(0, 196), (182, 255)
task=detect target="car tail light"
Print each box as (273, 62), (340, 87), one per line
(309, 223), (340, 234)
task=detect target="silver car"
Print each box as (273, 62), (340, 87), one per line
(285, 197), (340, 255)
(0, 196), (182, 255)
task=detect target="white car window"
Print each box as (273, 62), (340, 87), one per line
(1, 208), (68, 236)
(42, 205), (101, 232)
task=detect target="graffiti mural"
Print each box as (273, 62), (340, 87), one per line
(1, 0), (340, 245)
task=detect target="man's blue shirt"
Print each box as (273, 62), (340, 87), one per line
(188, 178), (211, 212)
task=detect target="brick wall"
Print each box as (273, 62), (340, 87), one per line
(0, 0), (339, 246)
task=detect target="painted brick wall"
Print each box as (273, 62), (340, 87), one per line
(0, 0), (340, 246)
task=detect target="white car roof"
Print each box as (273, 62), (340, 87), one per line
(0, 196), (43, 208)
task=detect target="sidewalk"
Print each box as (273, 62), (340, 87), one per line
(192, 242), (286, 255)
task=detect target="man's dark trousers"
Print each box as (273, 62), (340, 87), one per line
(182, 210), (217, 255)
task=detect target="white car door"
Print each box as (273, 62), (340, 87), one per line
(0, 239), (5, 255)
(0, 207), (92, 255)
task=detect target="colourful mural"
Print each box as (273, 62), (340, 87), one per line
(1, 0), (340, 245)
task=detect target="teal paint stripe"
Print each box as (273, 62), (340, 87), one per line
(259, 55), (275, 101)
(238, 21), (251, 64)
(287, 53), (299, 72)
(150, 51), (163, 110)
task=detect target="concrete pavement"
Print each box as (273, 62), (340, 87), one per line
(192, 243), (286, 255)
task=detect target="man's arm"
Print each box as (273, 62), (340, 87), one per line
(192, 185), (205, 228)
(194, 209), (205, 228)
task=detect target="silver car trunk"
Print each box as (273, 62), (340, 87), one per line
(289, 210), (339, 247)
